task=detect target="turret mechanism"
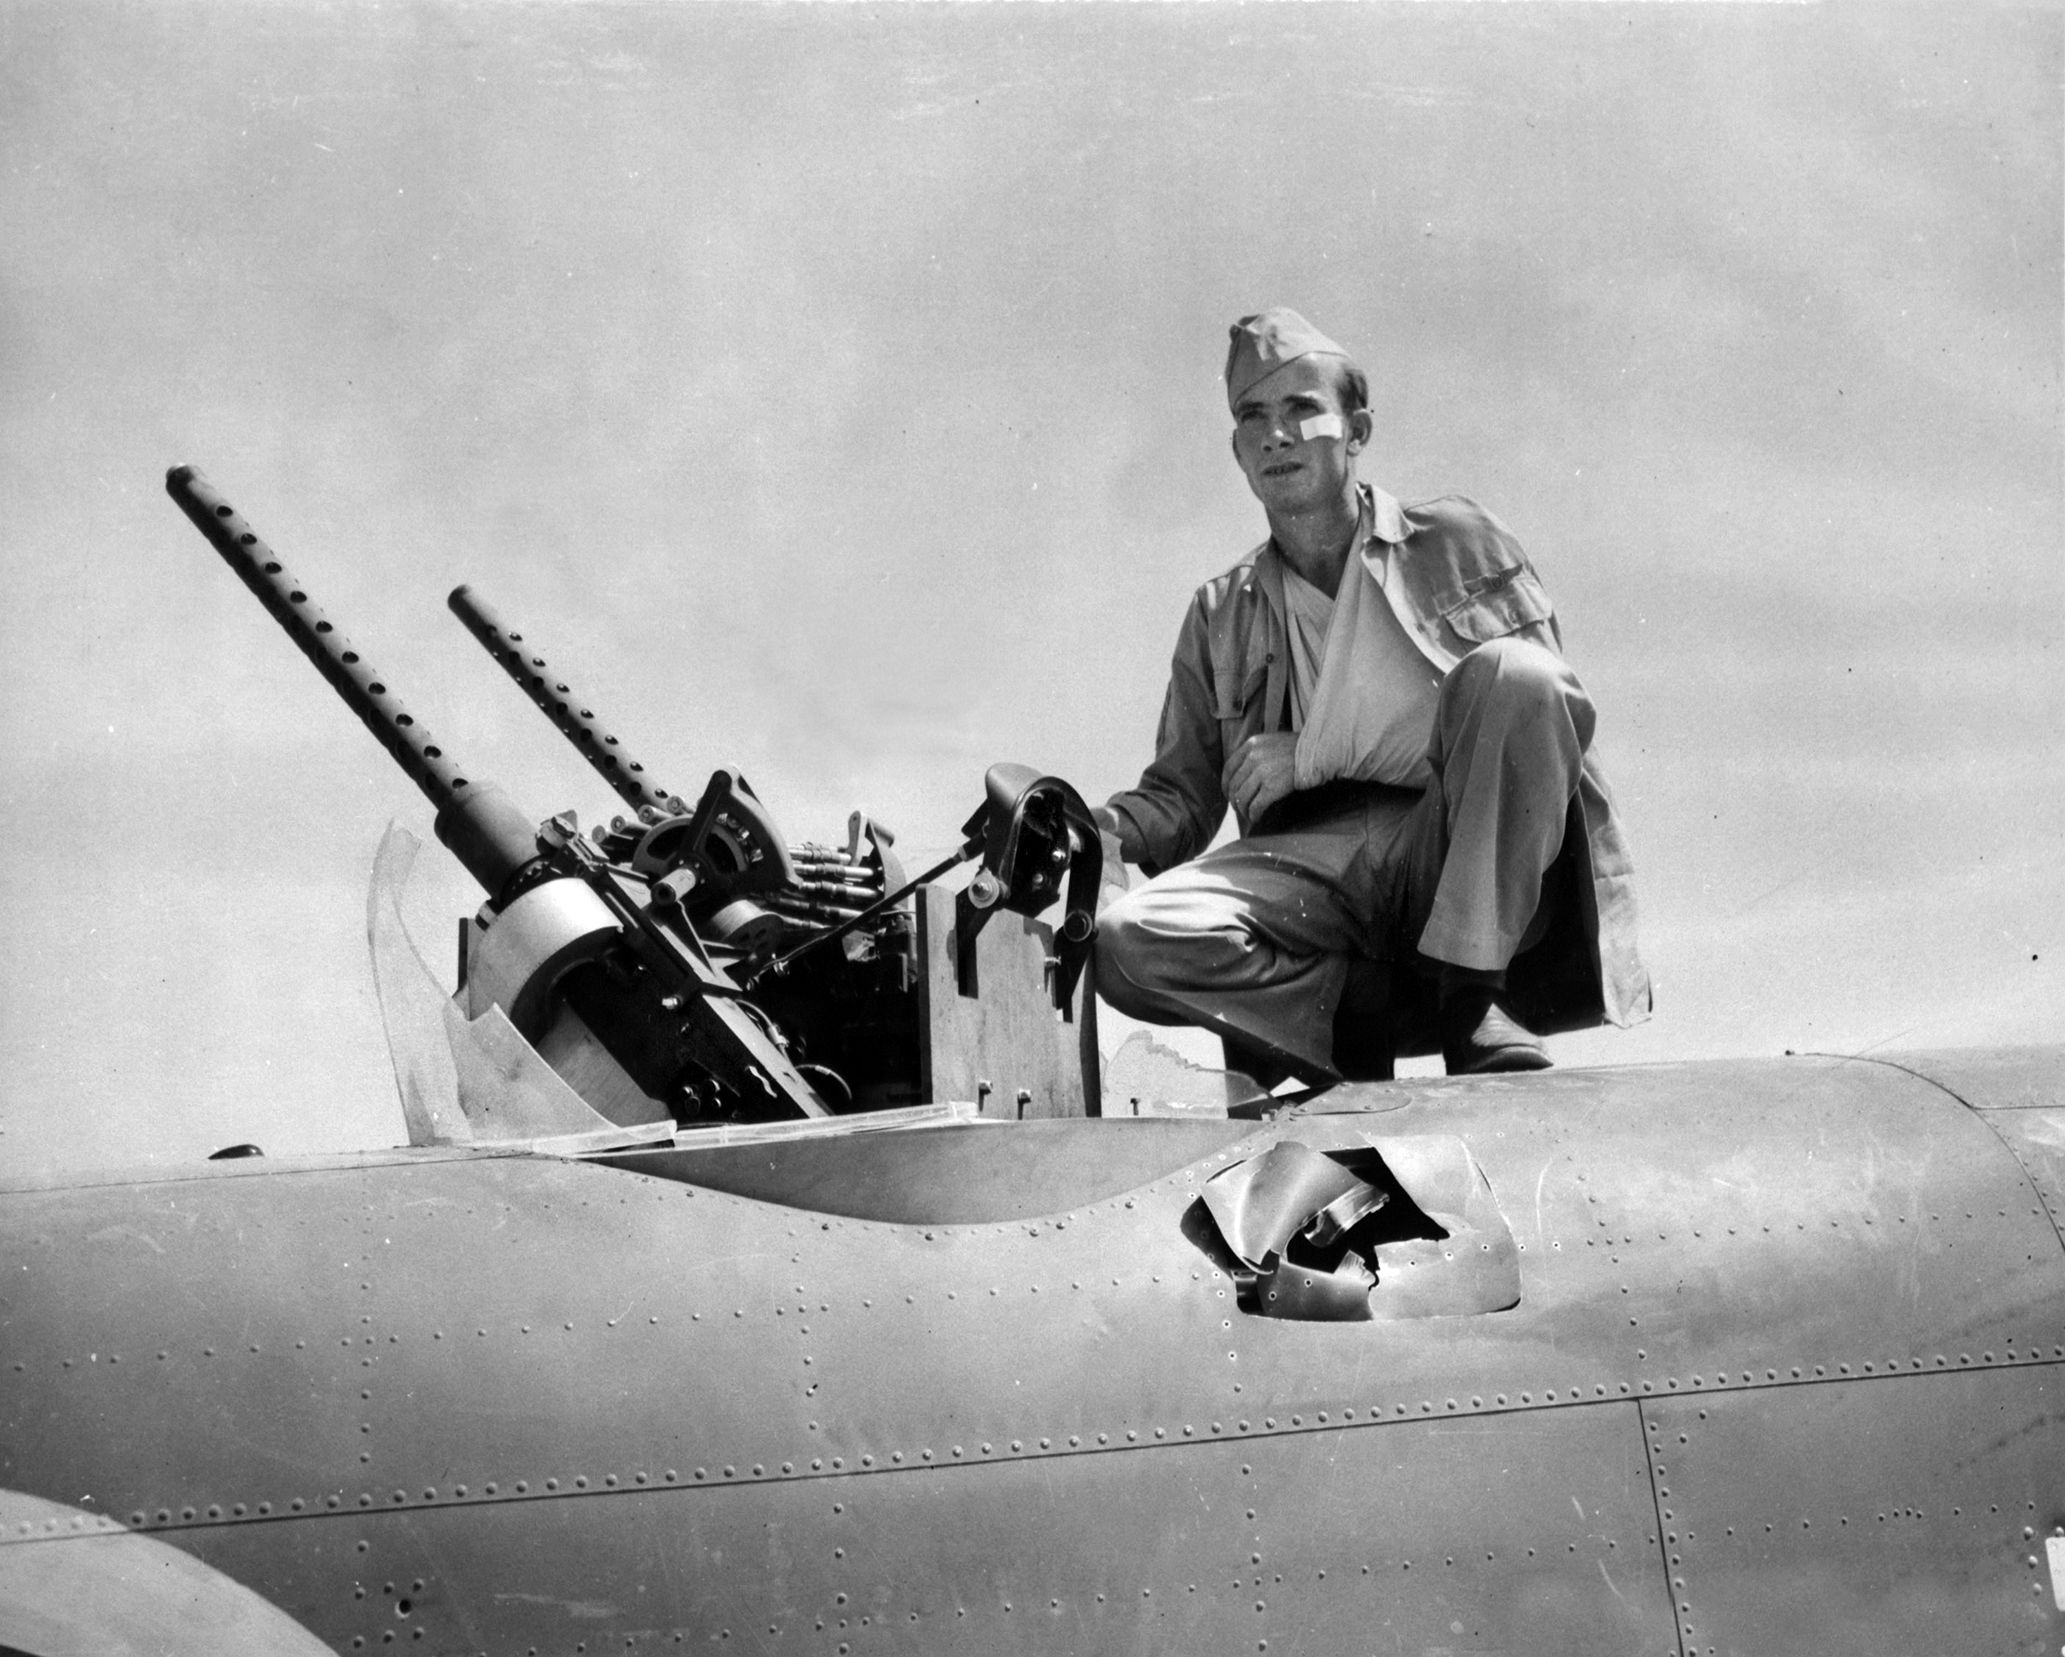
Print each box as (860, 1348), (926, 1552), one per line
(167, 466), (1105, 1129)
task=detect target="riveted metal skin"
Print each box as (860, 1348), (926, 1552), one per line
(0, 1491), (333, 1655)
(3, 1048), (2061, 1653)
(1884, 1048), (2065, 1254)
(1974, 1108), (2065, 1252)
(1642, 1367), (2065, 1653)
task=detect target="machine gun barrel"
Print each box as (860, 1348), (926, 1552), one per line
(447, 585), (683, 819)
(165, 466), (540, 896)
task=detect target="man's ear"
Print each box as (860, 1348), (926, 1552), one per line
(1346, 408), (1374, 453)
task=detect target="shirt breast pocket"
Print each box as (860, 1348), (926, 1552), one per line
(1210, 652), (1271, 759)
(1440, 563), (1555, 643)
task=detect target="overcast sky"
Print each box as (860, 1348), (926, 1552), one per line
(2, 2), (2057, 1172)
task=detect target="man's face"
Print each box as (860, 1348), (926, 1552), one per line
(1229, 357), (1367, 515)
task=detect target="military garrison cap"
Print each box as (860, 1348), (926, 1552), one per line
(1224, 308), (1355, 408)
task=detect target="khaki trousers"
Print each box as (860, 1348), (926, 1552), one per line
(1095, 638), (1594, 1077)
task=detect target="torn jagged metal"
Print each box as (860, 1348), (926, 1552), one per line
(1201, 1139), (1380, 1271)
(1304, 1179), (1391, 1250)
(1249, 1254), (1379, 1322)
(1201, 1133), (1521, 1322)
(1361, 1134), (1521, 1320)
(1202, 1139), (1388, 1322)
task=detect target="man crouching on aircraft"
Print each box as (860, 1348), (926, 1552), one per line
(1093, 308), (1650, 1082)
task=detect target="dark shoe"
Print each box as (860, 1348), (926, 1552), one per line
(1214, 1033), (1296, 1099)
(1441, 991), (1552, 1076)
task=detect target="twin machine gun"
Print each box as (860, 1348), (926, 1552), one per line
(166, 466), (1105, 1131)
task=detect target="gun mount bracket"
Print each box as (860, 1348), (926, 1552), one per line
(628, 769), (797, 902)
(954, 763), (1101, 1015)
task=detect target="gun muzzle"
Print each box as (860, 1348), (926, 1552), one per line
(166, 466), (540, 895)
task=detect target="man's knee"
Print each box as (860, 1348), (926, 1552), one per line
(1093, 890), (1168, 1015)
(1094, 875), (1264, 1014)
(1444, 637), (1594, 749)
(1450, 636), (1564, 698)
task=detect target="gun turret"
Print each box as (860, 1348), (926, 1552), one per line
(166, 466), (833, 1126)
(168, 466), (1106, 1126)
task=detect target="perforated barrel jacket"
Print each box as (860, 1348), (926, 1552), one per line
(1105, 487), (1651, 1029)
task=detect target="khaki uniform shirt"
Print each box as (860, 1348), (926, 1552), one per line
(1105, 486), (1651, 1029)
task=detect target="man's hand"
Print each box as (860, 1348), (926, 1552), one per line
(1222, 732), (1299, 822)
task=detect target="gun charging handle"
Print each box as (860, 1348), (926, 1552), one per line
(165, 467), (538, 897)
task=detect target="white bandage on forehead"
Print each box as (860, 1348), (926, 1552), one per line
(1298, 413), (1345, 442)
